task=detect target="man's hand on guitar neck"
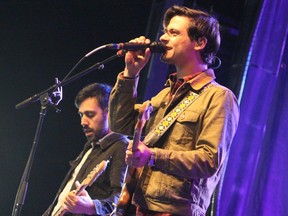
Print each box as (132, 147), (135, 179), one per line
(62, 181), (96, 215)
(125, 140), (154, 167)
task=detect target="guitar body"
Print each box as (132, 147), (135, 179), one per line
(115, 103), (153, 216)
(115, 167), (142, 216)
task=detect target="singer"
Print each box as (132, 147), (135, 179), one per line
(109, 5), (239, 216)
(42, 83), (129, 216)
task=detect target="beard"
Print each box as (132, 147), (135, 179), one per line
(82, 113), (109, 142)
(85, 130), (103, 142)
(83, 125), (108, 142)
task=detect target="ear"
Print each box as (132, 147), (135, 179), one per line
(194, 37), (207, 50)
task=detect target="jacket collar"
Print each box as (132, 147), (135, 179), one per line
(165, 69), (216, 91)
(92, 132), (128, 150)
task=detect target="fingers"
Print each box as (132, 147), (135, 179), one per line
(129, 36), (151, 44)
(124, 36), (152, 77)
(63, 192), (76, 210)
(128, 36), (151, 58)
(73, 180), (90, 196)
(125, 141), (148, 167)
(125, 147), (133, 166)
(74, 180), (81, 189)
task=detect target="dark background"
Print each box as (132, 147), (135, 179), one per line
(0, 1), (249, 215)
(1, 1), (153, 215)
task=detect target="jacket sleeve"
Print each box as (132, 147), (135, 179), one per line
(91, 139), (128, 215)
(109, 72), (140, 136)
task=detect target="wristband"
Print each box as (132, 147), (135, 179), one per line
(121, 73), (139, 79)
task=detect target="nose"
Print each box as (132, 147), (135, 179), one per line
(160, 33), (168, 42)
(81, 115), (88, 126)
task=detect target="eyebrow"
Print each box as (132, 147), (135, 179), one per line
(163, 27), (180, 34)
(78, 110), (95, 115)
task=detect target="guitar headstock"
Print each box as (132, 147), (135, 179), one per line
(139, 103), (153, 124)
(132, 103), (153, 152)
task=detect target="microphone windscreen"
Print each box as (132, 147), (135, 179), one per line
(149, 41), (167, 53)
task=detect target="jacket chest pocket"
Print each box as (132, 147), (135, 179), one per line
(169, 109), (202, 147)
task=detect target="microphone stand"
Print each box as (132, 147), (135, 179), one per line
(12, 49), (124, 216)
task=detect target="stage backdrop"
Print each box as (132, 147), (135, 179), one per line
(217, 0), (288, 215)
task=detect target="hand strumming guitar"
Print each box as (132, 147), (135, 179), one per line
(61, 181), (95, 215)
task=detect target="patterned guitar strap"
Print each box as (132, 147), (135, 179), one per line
(143, 81), (216, 146)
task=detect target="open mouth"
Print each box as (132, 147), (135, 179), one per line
(83, 128), (93, 134)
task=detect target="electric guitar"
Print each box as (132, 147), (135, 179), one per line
(115, 103), (153, 216)
(52, 159), (110, 216)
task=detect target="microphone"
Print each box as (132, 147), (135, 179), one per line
(106, 41), (166, 53)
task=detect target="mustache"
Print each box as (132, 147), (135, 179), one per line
(82, 126), (93, 133)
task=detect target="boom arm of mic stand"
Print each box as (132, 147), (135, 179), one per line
(15, 51), (123, 110)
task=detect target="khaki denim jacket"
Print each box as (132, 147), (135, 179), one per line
(109, 69), (239, 216)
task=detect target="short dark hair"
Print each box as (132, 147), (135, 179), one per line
(163, 5), (221, 64)
(75, 83), (112, 111)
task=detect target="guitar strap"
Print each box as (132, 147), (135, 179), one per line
(143, 82), (216, 147)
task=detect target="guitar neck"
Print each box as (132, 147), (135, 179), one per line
(52, 159), (109, 216)
(132, 128), (142, 151)
(131, 104), (153, 152)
